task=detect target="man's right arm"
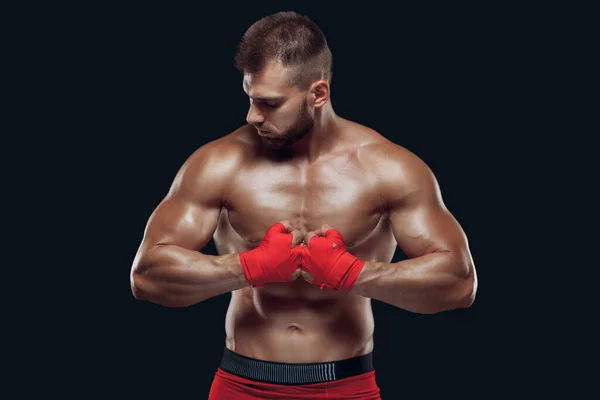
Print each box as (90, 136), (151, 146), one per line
(130, 141), (249, 307)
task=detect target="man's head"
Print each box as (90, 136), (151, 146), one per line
(235, 12), (333, 149)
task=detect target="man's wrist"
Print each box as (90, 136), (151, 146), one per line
(339, 258), (366, 291)
(350, 261), (382, 295)
(223, 253), (252, 287)
(322, 254), (366, 291)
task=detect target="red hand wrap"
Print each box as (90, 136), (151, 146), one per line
(239, 222), (302, 287)
(303, 229), (365, 291)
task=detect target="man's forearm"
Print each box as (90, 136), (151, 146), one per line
(352, 252), (476, 314)
(131, 244), (249, 307)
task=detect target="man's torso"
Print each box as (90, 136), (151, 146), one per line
(211, 121), (401, 362)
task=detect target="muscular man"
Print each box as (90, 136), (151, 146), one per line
(130, 11), (477, 400)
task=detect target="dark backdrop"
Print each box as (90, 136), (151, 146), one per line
(2, 1), (562, 398)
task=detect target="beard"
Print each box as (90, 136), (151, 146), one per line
(260, 99), (314, 149)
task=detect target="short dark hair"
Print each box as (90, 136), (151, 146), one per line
(234, 11), (333, 90)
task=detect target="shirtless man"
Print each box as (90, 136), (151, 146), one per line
(130, 11), (477, 400)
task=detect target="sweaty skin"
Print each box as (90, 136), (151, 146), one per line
(131, 59), (476, 363)
(130, 119), (475, 363)
(217, 123), (391, 363)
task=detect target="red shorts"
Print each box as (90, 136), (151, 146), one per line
(207, 348), (381, 399)
(208, 368), (381, 399)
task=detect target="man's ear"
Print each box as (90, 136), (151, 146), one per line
(310, 80), (330, 108)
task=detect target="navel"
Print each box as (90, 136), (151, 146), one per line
(286, 323), (303, 332)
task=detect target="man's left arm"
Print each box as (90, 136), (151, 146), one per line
(352, 148), (478, 314)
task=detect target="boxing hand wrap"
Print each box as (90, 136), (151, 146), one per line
(239, 222), (302, 287)
(303, 229), (365, 291)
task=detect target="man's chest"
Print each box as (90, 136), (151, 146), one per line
(217, 158), (386, 249)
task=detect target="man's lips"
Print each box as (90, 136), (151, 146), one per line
(257, 129), (277, 138)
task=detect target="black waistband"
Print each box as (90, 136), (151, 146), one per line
(219, 347), (374, 385)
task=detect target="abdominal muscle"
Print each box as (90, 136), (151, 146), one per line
(224, 278), (375, 363)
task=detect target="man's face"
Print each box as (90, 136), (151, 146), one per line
(243, 61), (314, 149)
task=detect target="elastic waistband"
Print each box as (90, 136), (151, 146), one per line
(218, 347), (374, 385)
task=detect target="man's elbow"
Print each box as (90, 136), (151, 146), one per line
(458, 268), (478, 309)
(435, 269), (477, 313)
(130, 269), (147, 301)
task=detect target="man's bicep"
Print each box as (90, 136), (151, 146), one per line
(389, 198), (469, 260)
(138, 143), (235, 253)
(385, 156), (470, 260)
(142, 194), (221, 252)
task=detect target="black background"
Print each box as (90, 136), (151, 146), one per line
(2, 1), (579, 398)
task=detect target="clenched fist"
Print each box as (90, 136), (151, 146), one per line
(301, 224), (365, 291)
(239, 220), (304, 287)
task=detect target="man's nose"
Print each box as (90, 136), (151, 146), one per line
(246, 104), (265, 125)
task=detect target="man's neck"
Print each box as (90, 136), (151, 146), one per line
(291, 104), (342, 162)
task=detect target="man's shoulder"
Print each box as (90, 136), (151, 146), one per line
(186, 125), (256, 166)
(174, 125), (256, 187)
(349, 125), (426, 176)
(349, 124), (436, 197)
